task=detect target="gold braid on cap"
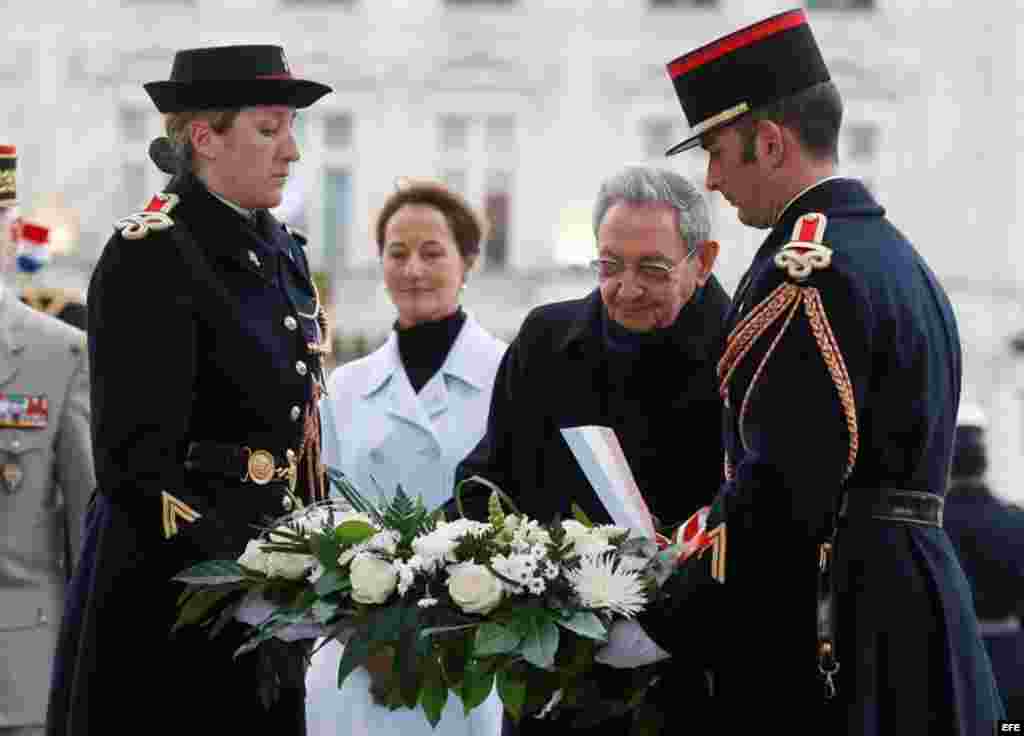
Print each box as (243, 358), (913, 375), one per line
(718, 282), (859, 482)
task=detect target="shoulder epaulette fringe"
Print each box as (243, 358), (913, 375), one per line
(114, 192), (180, 240)
(718, 279), (858, 483)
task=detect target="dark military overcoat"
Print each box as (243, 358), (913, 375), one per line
(643, 178), (1004, 735)
(46, 172), (324, 736)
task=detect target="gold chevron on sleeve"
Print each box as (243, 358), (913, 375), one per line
(699, 523), (727, 584)
(161, 491), (201, 539)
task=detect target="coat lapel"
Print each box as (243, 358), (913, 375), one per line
(361, 334), (438, 440)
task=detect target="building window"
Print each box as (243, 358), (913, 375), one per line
(642, 117), (677, 160)
(323, 168), (352, 276)
(845, 123), (879, 162)
(805, 0), (874, 9)
(485, 114), (516, 154)
(119, 107), (148, 143)
(484, 170), (511, 269)
(439, 114), (470, 152)
(324, 113), (353, 149)
(650, 0), (718, 7)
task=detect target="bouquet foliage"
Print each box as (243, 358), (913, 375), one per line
(173, 470), (679, 728)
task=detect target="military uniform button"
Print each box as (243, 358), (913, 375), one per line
(296, 361), (308, 376)
(281, 494), (294, 512)
(290, 405), (302, 421)
(11, 439), (20, 450)
(284, 316), (298, 331)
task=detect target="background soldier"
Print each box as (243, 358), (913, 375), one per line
(944, 402), (1024, 717)
(0, 144), (94, 736)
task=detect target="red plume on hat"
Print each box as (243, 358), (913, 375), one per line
(144, 45), (332, 113)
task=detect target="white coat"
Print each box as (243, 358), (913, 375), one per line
(306, 312), (507, 736)
(319, 312), (507, 509)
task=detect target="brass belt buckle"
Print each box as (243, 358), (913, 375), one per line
(243, 447), (276, 486)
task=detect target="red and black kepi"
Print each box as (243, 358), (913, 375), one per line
(144, 44), (333, 113)
(664, 9), (830, 156)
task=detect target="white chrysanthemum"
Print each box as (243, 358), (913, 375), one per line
(566, 554), (647, 618)
(394, 560), (417, 597)
(412, 530), (459, 572)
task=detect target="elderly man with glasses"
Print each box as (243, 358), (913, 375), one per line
(454, 165), (730, 735)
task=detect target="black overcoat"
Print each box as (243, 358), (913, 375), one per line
(643, 178), (1004, 734)
(456, 281), (730, 529)
(46, 173), (324, 736)
(944, 479), (1024, 716)
(455, 281), (730, 736)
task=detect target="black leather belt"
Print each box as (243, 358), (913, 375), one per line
(839, 488), (943, 528)
(185, 441), (297, 488)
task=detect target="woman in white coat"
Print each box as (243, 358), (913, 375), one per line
(306, 180), (507, 736)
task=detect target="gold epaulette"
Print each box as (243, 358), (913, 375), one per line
(114, 192), (180, 240)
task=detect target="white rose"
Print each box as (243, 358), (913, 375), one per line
(350, 553), (398, 605)
(266, 551), (315, 580)
(447, 563), (504, 615)
(237, 540), (270, 575)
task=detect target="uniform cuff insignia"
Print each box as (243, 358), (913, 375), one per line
(161, 490), (201, 539)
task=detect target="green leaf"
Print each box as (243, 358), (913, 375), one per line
(514, 614), (559, 670)
(326, 467), (384, 525)
(310, 532), (343, 569)
(555, 612), (608, 642)
(315, 570), (351, 597)
(420, 623), (478, 639)
(173, 560), (249, 585)
(496, 666), (528, 722)
(366, 604), (410, 645)
(420, 656), (449, 729)
(172, 587), (240, 633)
(459, 659), (496, 715)
(334, 520), (377, 546)
(337, 636), (371, 688)
(312, 600), (341, 624)
(474, 623), (522, 657)
(571, 503), (594, 528)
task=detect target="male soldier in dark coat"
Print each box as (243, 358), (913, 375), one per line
(640, 9), (1004, 735)
(456, 166), (730, 734)
(944, 403), (1024, 718)
(46, 45), (332, 736)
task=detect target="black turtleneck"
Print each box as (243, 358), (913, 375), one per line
(396, 307), (467, 393)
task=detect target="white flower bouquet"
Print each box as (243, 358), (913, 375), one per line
(172, 468), (682, 728)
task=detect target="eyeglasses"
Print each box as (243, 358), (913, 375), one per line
(589, 246), (698, 287)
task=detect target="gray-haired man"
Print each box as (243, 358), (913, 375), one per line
(456, 165), (731, 734)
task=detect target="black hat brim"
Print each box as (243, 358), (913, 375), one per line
(144, 78), (332, 113)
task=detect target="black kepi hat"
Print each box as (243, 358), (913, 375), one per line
(0, 145), (15, 207)
(664, 8), (830, 156)
(144, 45), (332, 113)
